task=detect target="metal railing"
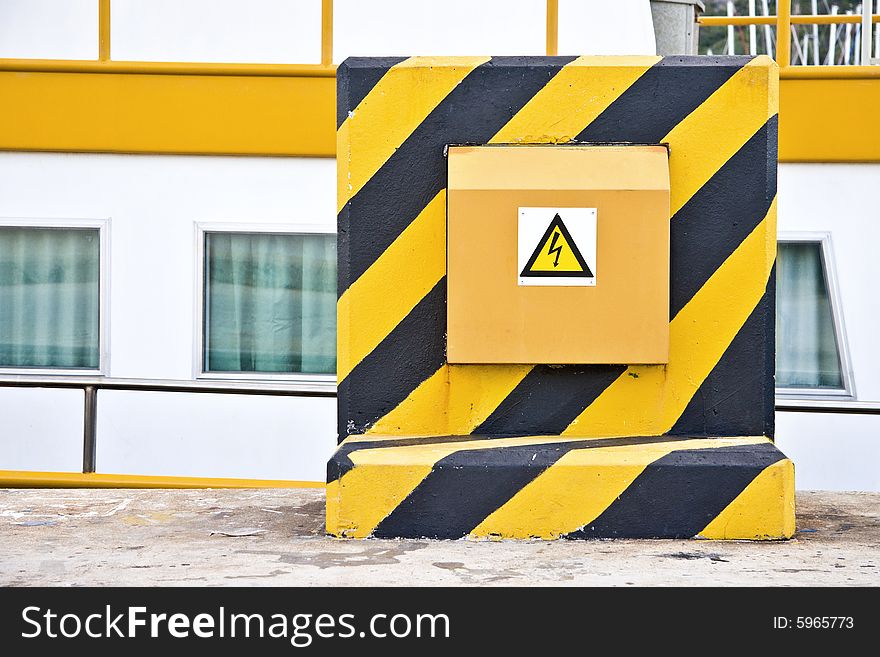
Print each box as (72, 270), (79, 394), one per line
(1, 375), (875, 477)
(699, 1), (880, 70)
(1, 376), (335, 475)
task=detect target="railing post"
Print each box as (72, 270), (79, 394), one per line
(321, 0), (334, 66)
(546, 0), (559, 56)
(863, 0), (874, 65)
(777, 0), (791, 67)
(82, 385), (98, 473)
(98, 0), (111, 62)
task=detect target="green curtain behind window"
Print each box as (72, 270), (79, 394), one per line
(0, 227), (100, 369)
(205, 232), (336, 375)
(776, 242), (843, 389)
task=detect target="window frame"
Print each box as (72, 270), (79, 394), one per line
(193, 221), (336, 388)
(0, 217), (110, 376)
(775, 231), (855, 400)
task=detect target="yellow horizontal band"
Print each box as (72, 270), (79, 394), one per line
(0, 470), (325, 489)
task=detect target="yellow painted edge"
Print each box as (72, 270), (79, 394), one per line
(0, 470), (325, 489)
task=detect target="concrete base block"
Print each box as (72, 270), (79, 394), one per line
(326, 435), (794, 540)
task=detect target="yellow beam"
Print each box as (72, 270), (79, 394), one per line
(0, 69), (336, 157)
(700, 14), (880, 26)
(0, 60), (877, 162)
(0, 470), (325, 489)
(781, 65), (880, 79)
(98, 0), (111, 62)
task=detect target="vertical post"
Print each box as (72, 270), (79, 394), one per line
(844, 12), (853, 65)
(82, 386), (98, 474)
(727, 1), (735, 54)
(546, 0), (559, 56)
(875, 0), (880, 62)
(811, 0), (820, 64)
(98, 0), (111, 62)
(748, 0), (757, 55)
(777, 0), (791, 67)
(762, 0), (773, 58)
(862, 0), (873, 64)
(829, 6), (839, 65)
(321, 0), (334, 66)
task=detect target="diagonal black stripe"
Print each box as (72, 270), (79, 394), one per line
(371, 435), (700, 539)
(670, 115), (778, 319)
(336, 57), (409, 129)
(338, 56), (577, 298)
(472, 365), (626, 437)
(336, 278), (446, 441)
(565, 442), (785, 539)
(575, 55), (753, 143)
(669, 267), (776, 439)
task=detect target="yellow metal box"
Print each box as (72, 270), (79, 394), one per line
(447, 145), (671, 364)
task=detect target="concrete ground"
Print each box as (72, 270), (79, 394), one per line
(0, 489), (877, 586)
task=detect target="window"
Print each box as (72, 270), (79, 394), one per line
(776, 234), (853, 397)
(198, 225), (336, 380)
(0, 220), (106, 372)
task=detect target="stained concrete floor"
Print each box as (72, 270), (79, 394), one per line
(0, 489), (877, 586)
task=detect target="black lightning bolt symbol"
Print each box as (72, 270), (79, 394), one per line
(547, 229), (563, 267)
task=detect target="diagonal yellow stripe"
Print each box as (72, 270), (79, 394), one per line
(562, 197), (777, 437)
(489, 55), (660, 144)
(337, 190), (446, 382)
(665, 56), (778, 216)
(337, 56), (489, 214)
(366, 364), (534, 435)
(699, 458), (795, 539)
(470, 436), (770, 539)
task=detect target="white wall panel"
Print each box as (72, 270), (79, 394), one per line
(0, 387), (83, 472)
(0, 152), (335, 381)
(96, 390), (334, 481)
(776, 412), (880, 491)
(111, 0), (322, 63)
(778, 163), (880, 402)
(558, 0), (656, 56)
(0, 0), (98, 59)
(334, 0), (545, 62)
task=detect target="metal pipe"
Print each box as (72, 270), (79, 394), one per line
(82, 386), (97, 473)
(0, 376), (336, 397)
(777, 0), (792, 67)
(863, 0), (874, 63)
(0, 59), (337, 77)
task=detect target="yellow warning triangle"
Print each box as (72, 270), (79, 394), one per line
(521, 214), (593, 278)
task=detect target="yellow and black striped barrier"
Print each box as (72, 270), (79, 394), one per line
(331, 55), (794, 540)
(327, 434), (793, 539)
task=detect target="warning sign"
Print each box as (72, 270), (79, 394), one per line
(518, 207), (597, 286)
